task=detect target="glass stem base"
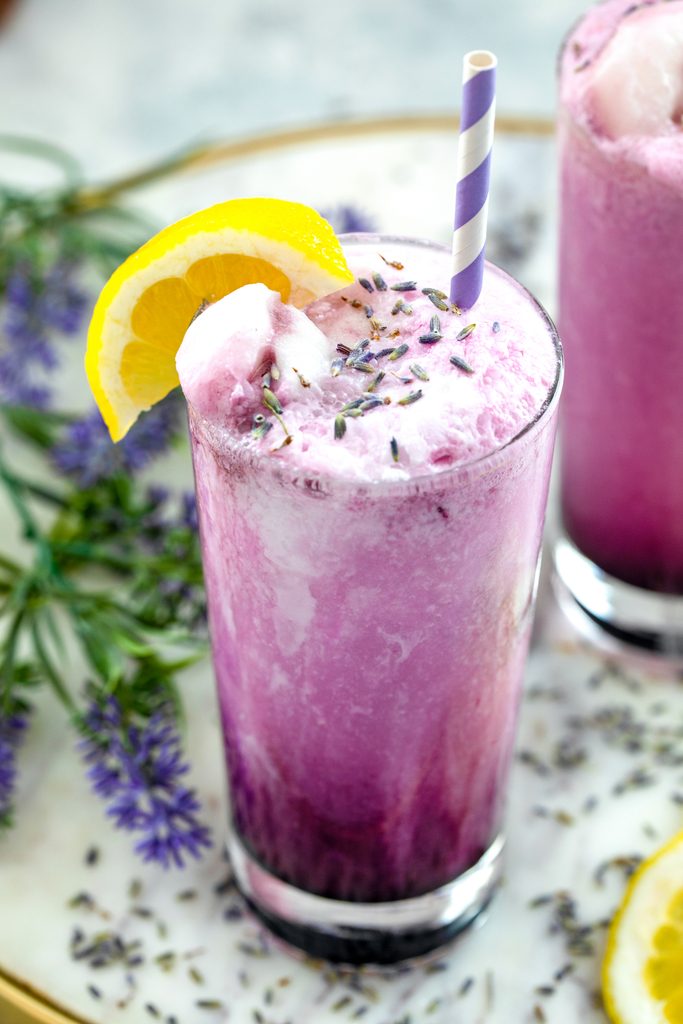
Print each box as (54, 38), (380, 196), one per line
(227, 828), (504, 965)
(553, 533), (683, 661)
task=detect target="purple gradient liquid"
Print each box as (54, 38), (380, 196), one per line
(558, 2), (683, 594)
(190, 413), (558, 901)
(186, 241), (560, 903)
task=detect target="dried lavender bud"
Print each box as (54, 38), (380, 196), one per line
(262, 388), (282, 415)
(424, 292), (449, 311)
(457, 323), (477, 341)
(360, 397), (383, 412)
(340, 397), (364, 412)
(390, 437), (399, 462)
(397, 389), (423, 406)
(251, 420), (273, 440)
(450, 355), (474, 374)
(390, 281), (418, 292)
(388, 343), (409, 361)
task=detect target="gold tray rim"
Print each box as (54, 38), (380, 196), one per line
(0, 967), (91, 1024)
(0, 107), (554, 1024)
(165, 110), (553, 174)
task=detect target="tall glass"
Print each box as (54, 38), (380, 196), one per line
(555, 0), (683, 656)
(187, 236), (562, 964)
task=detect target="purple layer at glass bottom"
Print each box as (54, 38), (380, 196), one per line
(228, 826), (504, 965)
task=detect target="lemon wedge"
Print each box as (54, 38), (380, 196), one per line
(85, 198), (353, 440)
(603, 830), (683, 1023)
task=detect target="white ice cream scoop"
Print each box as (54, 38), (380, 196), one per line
(176, 283), (331, 421)
(588, 2), (683, 139)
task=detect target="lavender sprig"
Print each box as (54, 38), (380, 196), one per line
(51, 395), (182, 488)
(318, 204), (376, 235)
(0, 136), (216, 864)
(0, 706), (30, 830)
(79, 695), (212, 869)
(0, 262), (88, 409)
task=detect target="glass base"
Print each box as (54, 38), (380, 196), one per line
(553, 534), (683, 661)
(227, 829), (504, 965)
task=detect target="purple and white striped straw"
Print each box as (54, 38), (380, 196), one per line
(450, 50), (497, 310)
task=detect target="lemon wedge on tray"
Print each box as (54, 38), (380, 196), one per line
(603, 829), (683, 1023)
(85, 198), (353, 441)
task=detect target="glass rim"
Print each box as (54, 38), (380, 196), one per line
(189, 233), (564, 497)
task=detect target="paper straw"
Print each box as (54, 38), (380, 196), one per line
(450, 50), (497, 310)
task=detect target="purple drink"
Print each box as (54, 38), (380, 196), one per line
(177, 236), (562, 962)
(556, 0), (683, 649)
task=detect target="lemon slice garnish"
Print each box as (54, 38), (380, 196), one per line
(85, 198), (353, 440)
(603, 830), (683, 1023)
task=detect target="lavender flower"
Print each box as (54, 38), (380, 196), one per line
(79, 695), (212, 868)
(180, 491), (198, 533)
(0, 262), (88, 408)
(51, 393), (182, 487)
(135, 487), (206, 630)
(319, 204), (376, 235)
(0, 709), (30, 829)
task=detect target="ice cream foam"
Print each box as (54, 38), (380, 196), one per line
(176, 239), (559, 484)
(560, 0), (683, 185)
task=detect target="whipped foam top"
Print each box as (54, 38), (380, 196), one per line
(560, 0), (683, 186)
(176, 239), (558, 483)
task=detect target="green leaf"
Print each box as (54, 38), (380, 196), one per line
(0, 404), (72, 450)
(0, 134), (83, 189)
(29, 615), (75, 712)
(69, 612), (125, 685)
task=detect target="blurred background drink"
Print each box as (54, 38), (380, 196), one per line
(177, 235), (562, 963)
(555, 0), (683, 655)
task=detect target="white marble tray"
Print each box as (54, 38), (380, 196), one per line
(2, 117), (681, 1024)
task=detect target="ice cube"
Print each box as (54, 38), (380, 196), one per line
(589, 3), (683, 139)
